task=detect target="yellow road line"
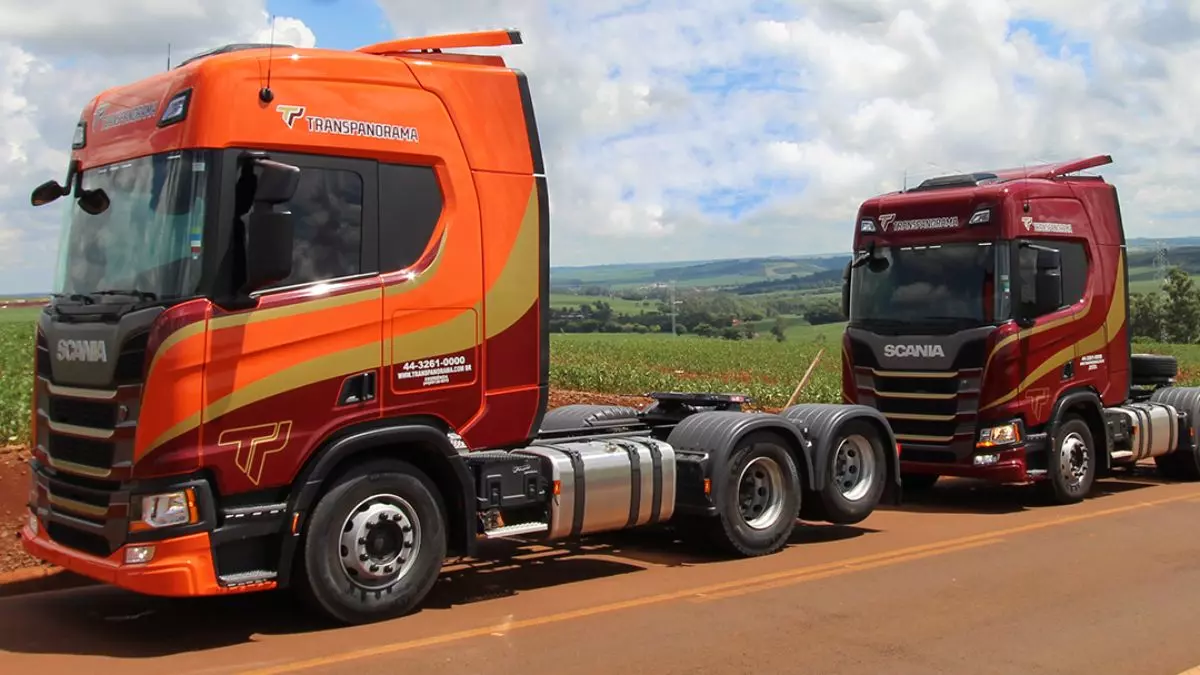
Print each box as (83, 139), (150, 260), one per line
(692, 537), (1002, 602)
(237, 489), (1200, 675)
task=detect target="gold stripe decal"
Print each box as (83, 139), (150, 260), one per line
(980, 250), (1126, 411)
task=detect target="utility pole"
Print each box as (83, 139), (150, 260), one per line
(670, 280), (677, 336)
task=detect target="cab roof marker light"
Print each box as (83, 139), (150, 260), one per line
(157, 88), (193, 128)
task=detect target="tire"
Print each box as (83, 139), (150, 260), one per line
(704, 431), (801, 557)
(901, 473), (939, 491)
(1131, 354), (1177, 387)
(539, 404), (641, 432)
(295, 459), (447, 625)
(1149, 386), (1200, 481)
(812, 419), (889, 524)
(1039, 416), (1097, 504)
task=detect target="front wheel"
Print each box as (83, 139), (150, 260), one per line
(296, 459), (447, 625)
(1040, 416), (1097, 505)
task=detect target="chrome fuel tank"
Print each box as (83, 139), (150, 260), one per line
(514, 436), (676, 539)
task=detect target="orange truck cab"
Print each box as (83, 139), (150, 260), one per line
(22, 30), (901, 624)
(840, 156), (1200, 503)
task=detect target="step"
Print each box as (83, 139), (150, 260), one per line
(483, 522), (549, 539)
(219, 570), (278, 587)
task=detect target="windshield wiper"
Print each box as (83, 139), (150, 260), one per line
(51, 292), (95, 305)
(91, 289), (159, 302)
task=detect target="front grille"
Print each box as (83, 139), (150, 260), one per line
(851, 334), (989, 446)
(46, 434), (116, 476)
(49, 397), (117, 429)
(33, 324), (149, 558)
(46, 521), (112, 558)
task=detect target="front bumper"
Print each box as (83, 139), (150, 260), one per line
(900, 437), (1045, 484)
(22, 458), (287, 597)
(20, 522), (224, 596)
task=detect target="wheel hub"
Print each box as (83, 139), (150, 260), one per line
(1059, 432), (1090, 488)
(737, 455), (785, 530)
(833, 434), (877, 502)
(338, 494), (421, 590)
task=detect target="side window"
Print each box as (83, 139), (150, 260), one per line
(379, 164), (444, 272)
(1018, 238), (1089, 319)
(269, 166), (365, 288)
(1057, 241), (1088, 305)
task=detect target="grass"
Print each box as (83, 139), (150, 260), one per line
(3, 314), (1200, 447)
(0, 319), (34, 444)
(549, 332), (843, 408)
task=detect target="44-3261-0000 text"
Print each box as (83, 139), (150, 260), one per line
(396, 355), (474, 388)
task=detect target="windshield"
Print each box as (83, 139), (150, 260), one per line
(849, 242), (1010, 329)
(53, 150), (211, 301)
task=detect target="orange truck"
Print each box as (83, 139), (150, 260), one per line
(21, 30), (901, 624)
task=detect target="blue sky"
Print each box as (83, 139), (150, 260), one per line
(267, 0), (391, 50)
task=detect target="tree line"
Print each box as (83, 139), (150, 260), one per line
(1131, 267), (1200, 343)
(549, 292), (842, 340)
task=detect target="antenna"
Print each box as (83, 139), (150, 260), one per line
(259, 15), (277, 103)
(166, 42), (171, 70)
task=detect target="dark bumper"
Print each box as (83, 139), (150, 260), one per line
(899, 438), (1045, 484)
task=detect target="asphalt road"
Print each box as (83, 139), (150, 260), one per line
(3, 471), (1200, 675)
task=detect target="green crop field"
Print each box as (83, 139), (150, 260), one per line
(3, 316), (1200, 448)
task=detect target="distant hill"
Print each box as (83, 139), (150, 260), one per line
(551, 254), (848, 290)
(551, 237), (1200, 293)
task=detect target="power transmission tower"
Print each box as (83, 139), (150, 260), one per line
(1153, 240), (1169, 290)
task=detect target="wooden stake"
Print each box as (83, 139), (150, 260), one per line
(784, 348), (824, 409)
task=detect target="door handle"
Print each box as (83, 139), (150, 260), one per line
(337, 371), (377, 406)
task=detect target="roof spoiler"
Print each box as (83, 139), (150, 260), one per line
(992, 154), (1113, 181)
(358, 29), (523, 56)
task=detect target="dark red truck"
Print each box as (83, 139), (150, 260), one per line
(840, 154), (1200, 503)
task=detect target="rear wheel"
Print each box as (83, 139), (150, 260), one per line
(813, 420), (889, 524)
(1040, 416), (1096, 504)
(705, 431), (800, 557)
(296, 459), (447, 625)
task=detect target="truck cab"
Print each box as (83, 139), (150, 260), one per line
(841, 155), (1200, 502)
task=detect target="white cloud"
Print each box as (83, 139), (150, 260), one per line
(2, 1), (1200, 291)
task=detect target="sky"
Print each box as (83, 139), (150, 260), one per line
(1, 0), (1199, 293)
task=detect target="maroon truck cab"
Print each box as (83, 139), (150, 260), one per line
(840, 155), (1133, 487)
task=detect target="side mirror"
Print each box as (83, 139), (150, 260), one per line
(253, 159), (302, 204)
(242, 158), (301, 293)
(841, 261), (851, 319)
(31, 179), (68, 207)
(1034, 247), (1063, 314)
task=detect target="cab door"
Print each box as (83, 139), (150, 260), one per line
(202, 151), (382, 495)
(1013, 237), (1090, 423)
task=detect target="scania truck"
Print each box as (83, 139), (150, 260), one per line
(840, 155), (1200, 504)
(21, 30), (900, 625)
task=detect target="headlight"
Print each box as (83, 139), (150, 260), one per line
(977, 422), (1021, 448)
(136, 489), (197, 529)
